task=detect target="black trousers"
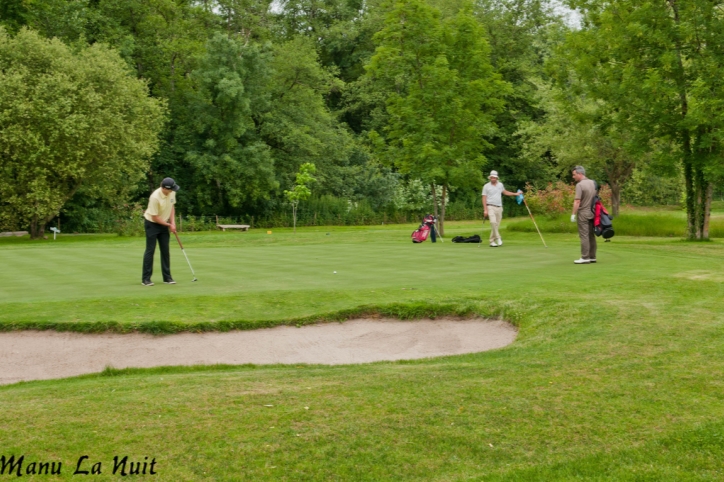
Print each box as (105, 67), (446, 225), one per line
(142, 219), (172, 282)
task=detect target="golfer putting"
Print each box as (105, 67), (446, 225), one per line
(141, 177), (179, 286)
(482, 171), (522, 247)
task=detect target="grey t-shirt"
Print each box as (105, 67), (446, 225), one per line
(575, 179), (597, 217)
(482, 182), (505, 207)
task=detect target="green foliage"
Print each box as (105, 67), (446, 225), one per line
(0, 0), (29, 33)
(473, 0), (566, 188)
(365, 0), (511, 233)
(519, 83), (639, 216)
(393, 180), (447, 212)
(621, 168), (683, 207)
(186, 33), (277, 211)
(285, 162), (317, 230)
(261, 37), (353, 193)
(0, 28), (166, 238)
(556, 0), (724, 238)
(284, 163), (317, 204)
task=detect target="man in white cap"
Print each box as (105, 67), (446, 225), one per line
(482, 170), (521, 247)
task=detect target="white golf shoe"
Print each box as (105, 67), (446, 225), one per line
(573, 258), (591, 264)
(489, 241), (499, 247)
(496, 238), (503, 246)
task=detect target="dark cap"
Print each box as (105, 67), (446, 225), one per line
(161, 177), (180, 192)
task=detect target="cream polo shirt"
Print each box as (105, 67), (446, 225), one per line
(482, 181), (505, 207)
(144, 188), (176, 223)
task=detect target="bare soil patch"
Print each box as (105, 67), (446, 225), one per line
(0, 317), (516, 384)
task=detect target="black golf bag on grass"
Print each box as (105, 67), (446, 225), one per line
(452, 235), (482, 243)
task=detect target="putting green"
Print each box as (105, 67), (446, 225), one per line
(0, 220), (719, 326)
(2, 220), (724, 480)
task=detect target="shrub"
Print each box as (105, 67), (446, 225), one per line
(523, 181), (612, 216)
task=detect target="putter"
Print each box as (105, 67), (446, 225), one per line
(522, 199), (548, 248)
(479, 213), (486, 247)
(173, 232), (198, 281)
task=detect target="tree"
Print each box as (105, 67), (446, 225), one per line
(0, 28), (166, 238)
(284, 162), (317, 231)
(185, 33), (278, 211)
(558, 0), (724, 239)
(520, 83), (639, 216)
(473, 0), (568, 190)
(365, 0), (510, 234)
(259, 37), (353, 195)
(0, 0), (29, 33)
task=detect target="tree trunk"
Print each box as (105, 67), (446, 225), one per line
(29, 217), (46, 240)
(702, 182), (713, 240)
(216, 179), (224, 209)
(292, 203), (297, 233)
(148, 170), (156, 194)
(430, 183), (439, 220)
(683, 146), (696, 239)
(609, 181), (621, 217)
(439, 184), (447, 236)
(695, 166), (706, 239)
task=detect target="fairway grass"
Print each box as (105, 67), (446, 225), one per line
(2, 221), (724, 480)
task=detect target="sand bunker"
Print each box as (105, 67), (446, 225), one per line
(0, 318), (516, 384)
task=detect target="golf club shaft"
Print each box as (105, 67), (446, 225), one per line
(173, 231), (184, 250)
(181, 247), (196, 276)
(523, 200), (548, 248)
(480, 212), (486, 247)
(174, 232), (197, 277)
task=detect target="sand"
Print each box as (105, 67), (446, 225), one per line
(0, 318), (516, 384)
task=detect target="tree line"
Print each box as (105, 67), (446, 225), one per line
(0, 0), (721, 239)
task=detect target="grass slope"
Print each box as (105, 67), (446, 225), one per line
(2, 220), (724, 480)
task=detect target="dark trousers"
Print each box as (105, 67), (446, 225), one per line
(142, 219), (172, 282)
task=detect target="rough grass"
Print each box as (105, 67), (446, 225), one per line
(508, 208), (724, 237)
(2, 219), (724, 480)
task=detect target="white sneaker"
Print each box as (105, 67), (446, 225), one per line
(590, 259), (597, 263)
(574, 258), (591, 264)
(496, 238), (503, 246)
(490, 242), (499, 247)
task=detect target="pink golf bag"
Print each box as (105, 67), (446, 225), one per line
(411, 214), (437, 243)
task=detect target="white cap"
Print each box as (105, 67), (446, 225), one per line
(488, 170), (499, 179)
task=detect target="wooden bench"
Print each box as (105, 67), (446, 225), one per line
(217, 224), (250, 232)
(0, 231), (29, 237)
(215, 216), (250, 232)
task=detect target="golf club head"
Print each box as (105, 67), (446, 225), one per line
(192, 277), (198, 282)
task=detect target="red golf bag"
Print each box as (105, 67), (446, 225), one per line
(591, 181), (614, 239)
(412, 214), (437, 243)
(593, 199), (614, 239)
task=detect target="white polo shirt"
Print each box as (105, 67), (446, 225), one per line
(482, 182), (505, 207)
(144, 188), (176, 223)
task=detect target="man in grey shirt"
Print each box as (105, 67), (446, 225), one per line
(571, 166), (597, 264)
(482, 170), (521, 247)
